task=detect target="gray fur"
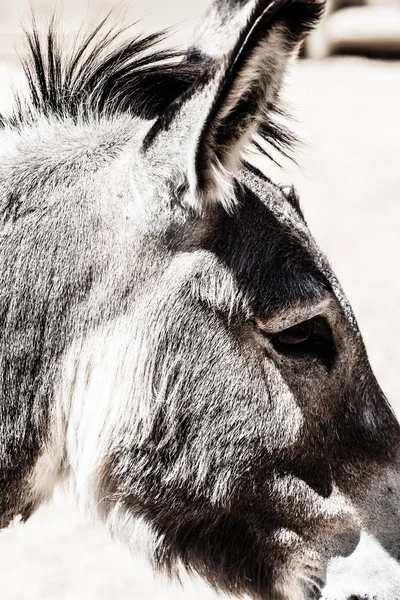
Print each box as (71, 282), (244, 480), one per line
(1, 1), (400, 599)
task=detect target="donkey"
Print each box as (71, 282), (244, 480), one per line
(1, 0), (400, 598)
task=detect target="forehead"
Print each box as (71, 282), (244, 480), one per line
(194, 165), (333, 316)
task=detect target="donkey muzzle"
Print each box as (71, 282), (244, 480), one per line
(321, 530), (400, 600)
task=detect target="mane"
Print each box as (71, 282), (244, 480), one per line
(3, 15), (298, 163)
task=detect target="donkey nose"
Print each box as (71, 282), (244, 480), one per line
(329, 526), (361, 558)
(318, 512), (361, 561)
(322, 530), (400, 600)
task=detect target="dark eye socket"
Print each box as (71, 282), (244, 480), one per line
(275, 321), (313, 346)
(270, 316), (336, 369)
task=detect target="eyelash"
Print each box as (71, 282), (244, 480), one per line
(253, 316), (337, 369)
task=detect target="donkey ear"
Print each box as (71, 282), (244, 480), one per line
(142, 0), (324, 213)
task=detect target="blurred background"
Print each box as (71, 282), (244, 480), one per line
(0, 0), (400, 598)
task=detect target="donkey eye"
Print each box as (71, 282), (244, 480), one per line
(269, 317), (336, 368)
(275, 322), (312, 346)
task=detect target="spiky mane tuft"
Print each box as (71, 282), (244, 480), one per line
(7, 17), (201, 124)
(3, 15), (299, 164)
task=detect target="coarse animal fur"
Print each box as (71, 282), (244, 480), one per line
(1, 1), (400, 599)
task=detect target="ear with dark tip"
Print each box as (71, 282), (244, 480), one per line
(142, 0), (324, 214)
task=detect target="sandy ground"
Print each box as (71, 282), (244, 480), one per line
(0, 1), (400, 598)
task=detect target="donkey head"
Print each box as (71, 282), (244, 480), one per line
(1, 0), (400, 599)
(96, 1), (400, 597)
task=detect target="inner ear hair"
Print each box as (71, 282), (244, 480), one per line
(192, 0), (324, 197)
(143, 0), (324, 214)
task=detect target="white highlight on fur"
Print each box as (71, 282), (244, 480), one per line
(253, 295), (337, 335)
(55, 251), (220, 510)
(28, 395), (67, 511)
(59, 317), (142, 511)
(106, 505), (160, 560)
(191, 2), (257, 58)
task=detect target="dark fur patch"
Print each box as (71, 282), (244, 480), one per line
(5, 18), (203, 125)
